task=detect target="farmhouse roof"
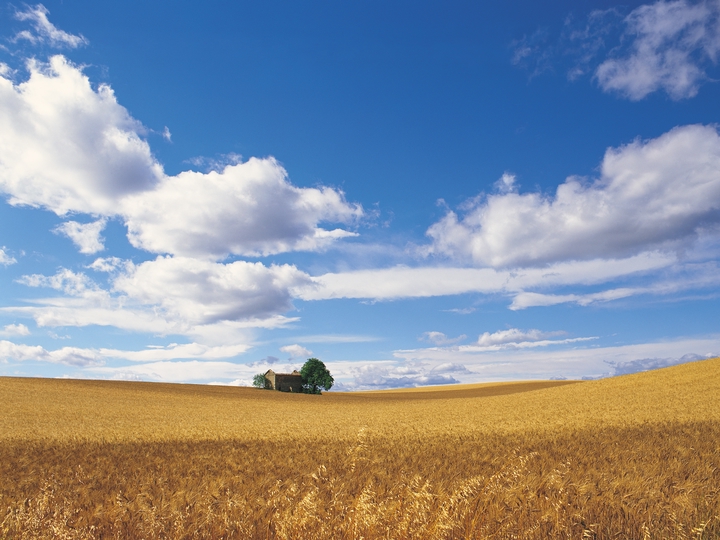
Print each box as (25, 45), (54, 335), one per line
(264, 369), (302, 376)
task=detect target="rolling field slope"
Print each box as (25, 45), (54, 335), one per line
(1, 358), (719, 538)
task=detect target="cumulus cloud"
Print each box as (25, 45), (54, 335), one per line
(11, 262), (303, 344)
(0, 56), (163, 215)
(0, 248), (16, 266)
(0, 339), (103, 366)
(13, 4), (88, 49)
(595, 0), (720, 100)
(53, 219), (106, 254)
(18, 267), (105, 299)
(113, 257), (311, 325)
(122, 158), (362, 258)
(0, 323), (30, 337)
(426, 125), (720, 268)
(0, 56), (362, 259)
(279, 344), (313, 359)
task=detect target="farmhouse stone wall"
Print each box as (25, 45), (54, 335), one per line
(264, 369), (303, 392)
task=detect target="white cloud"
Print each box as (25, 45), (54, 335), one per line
(11, 338), (714, 387)
(425, 125), (720, 268)
(476, 328), (562, 347)
(461, 336), (597, 352)
(405, 330), (597, 355)
(0, 57), (362, 259)
(280, 344), (313, 359)
(516, 0), (720, 100)
(494, 172), (517, 194)
(595, 0), (720, 100)
(121, 158), (363, 259)
(420, 331), (467, 345)
(280, 334), (381, 343)
(0, 340), (103, 366)
(509, 262), (720, 309)
(443, 307), (476, 314)
(13, 4), (88, 49)
(99, 342), (250, 362)
(89, 360), (255, 383)
(6, 304), (176, 335)
(297, 253), (674, 301)
(509, 289), (635, 310)
(113, 257), (311, 325)
(53, 219), (107, 254)
(0, 56), (163, 215)
(10, 263), (302, 344)
(0, 248), (16, 266)
(393, 335), (720, 381)
(346, 361), (465, 389)
(608, 352), (715, 375)
(18, 268), (106, 299)
(87, 257), (130, 273)
(0, 338), (248, 367)
(0, 323), (30, 337)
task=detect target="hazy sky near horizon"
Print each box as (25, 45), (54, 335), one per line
(1, 0), (719, 389)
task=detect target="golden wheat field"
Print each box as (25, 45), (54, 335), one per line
(1, 358), (720, 539)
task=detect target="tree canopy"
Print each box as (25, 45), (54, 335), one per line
(300, 358), (334, 394)
(252, 373), (266, 389)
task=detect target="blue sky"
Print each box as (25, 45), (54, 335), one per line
(0, 0), (719, 389)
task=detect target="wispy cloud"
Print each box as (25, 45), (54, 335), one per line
(513, 0), (720, 100)
(13, 4), (88, 49)
(393, 336), (720, 381)
(419, 332), (467, 346)
(295, 252), (674, 301)
(403, 328), (597, 355)
(476, 328), (564, 347)
(595, 0), (720, 100)
(0, 248), (16, 266)
(280, 334), (382, 343)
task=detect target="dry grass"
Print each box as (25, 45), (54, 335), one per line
(1, 358), (720, 538)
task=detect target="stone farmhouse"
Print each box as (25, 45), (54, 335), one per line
(264, 369), (303, 392)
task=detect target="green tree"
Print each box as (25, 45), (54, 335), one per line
(252, 373), (267, 389)
(300, 358), (334, 394)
